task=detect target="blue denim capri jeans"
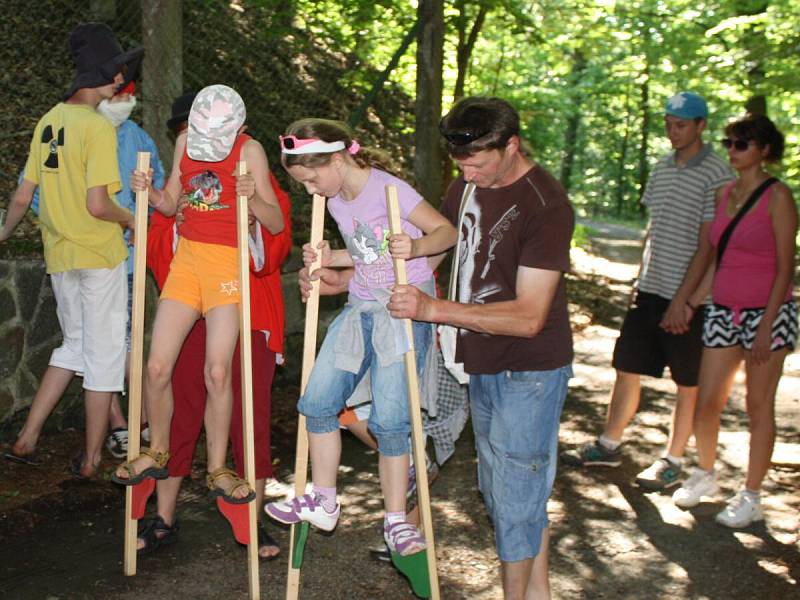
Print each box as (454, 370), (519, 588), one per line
(299, 306), (432, 456)
(469, 365), (572, 562)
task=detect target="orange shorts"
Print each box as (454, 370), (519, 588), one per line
(160, 238), (240, 314)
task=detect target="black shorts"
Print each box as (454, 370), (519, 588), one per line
(612, 291), (704, 387)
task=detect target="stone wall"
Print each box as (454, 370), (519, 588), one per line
(0, 251), (337, 443)
(0, 259), (84, 440)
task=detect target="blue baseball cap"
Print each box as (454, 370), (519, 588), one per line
(665, 92), (708, 120)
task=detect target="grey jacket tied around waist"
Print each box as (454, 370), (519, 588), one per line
(335, 278), (439, 417)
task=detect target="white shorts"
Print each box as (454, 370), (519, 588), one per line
(49, 262), (127, 391)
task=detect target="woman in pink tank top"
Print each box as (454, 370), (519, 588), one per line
(668, 114), (797, 528)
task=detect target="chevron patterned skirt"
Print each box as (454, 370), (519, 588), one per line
(702, 300), (798, 351)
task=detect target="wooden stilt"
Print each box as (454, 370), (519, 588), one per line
(286, 194), (326, 600)
(385, 185), (441, 599)
(236, 161), (260, 600)
(123, 152), (151, 576)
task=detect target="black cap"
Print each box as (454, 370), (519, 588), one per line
(166, 91), (198, 132)
(64, 23), (143, 99)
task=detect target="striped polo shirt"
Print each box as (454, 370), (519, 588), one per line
(638, 144), (733, 300)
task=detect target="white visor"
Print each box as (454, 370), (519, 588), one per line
(282, 140), (346, 154)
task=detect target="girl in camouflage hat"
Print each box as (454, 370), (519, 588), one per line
(113, 85), (284, 506)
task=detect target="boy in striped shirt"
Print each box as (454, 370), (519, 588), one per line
(563, 92), (733, 490)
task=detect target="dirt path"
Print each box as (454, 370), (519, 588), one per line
(1, 222), (799, 599)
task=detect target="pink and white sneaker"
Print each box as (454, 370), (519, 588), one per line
(264, 493), (340, 531)
(384, 521), (426, 556)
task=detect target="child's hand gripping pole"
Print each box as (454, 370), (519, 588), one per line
(385, 186), (440, 600)
(286, 194), (326, 600)
(123, 152), (151, 576)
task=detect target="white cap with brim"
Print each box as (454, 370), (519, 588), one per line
(186, 85), (246, 163)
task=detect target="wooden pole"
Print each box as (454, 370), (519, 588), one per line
(385, 186), (440, 599)
(236, 161), (260, 599)
(286, 194), (326, 600)
(123, 152), (150, 576)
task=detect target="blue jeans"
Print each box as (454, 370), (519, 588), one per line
(299, 306), (432, 456)
(469, 365), (572, 562)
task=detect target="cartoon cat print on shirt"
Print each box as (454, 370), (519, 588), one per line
(350, 218), (389, 265)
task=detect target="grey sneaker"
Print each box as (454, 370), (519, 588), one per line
(635, 458), (682, 490)
(561, 441), (623, 467)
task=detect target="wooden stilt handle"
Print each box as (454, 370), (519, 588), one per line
(386, 185), (440, 599)
(286, 194), (326, 600)
(123, 152), (151, 576)
(236, 161), (260, 600)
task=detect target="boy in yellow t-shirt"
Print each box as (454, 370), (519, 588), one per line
(0, 24), (144, 479)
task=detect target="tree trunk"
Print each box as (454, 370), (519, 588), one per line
(348, 20), (420, 128)
(444, 0), (490, 192)
(453, 1), (488, 103)
(559, 50), (586, 192)
(141, 0), (182, 171)
(414, 0), (445, 205)
(636, 59), (650, 214)
(615, 93), (633, 217)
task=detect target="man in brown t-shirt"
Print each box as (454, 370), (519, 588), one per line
(389, 97), (574, 599)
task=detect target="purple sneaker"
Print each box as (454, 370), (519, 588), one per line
(384, 521), (426, 556)
(264, 493), (340, 531)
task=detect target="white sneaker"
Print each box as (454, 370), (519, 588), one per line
(264, 493), (340, 531)
(672, 467), (718, 508)
(715, 491), (764, 528)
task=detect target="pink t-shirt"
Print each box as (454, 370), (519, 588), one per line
(327, 168), (433, 300)
(709, 181), (792, 309)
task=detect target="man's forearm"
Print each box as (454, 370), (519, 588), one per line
(430, 297), (549, 338)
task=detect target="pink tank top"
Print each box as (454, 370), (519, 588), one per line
(709, 181), (792, 312)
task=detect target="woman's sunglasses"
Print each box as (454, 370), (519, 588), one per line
(720, 138), (753, 152)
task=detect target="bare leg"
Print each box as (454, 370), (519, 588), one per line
(346, 418), (377, 449)
(109, 393), (127, 430)
(115, 299), (199, 479)
(743, 348), (788, 490)
(693, 347), (742, 471)
(602, 370), (642, 442)
(665, 385), (698, 458)
(501, 529), (551, 600)
(81, 390), (113, 477)
(11, 366), (74, 456)
(203, 304), (247, 498)
(379, 453), (409, 513)
(309, 430), (341, 488)
(253, 477), (279, 558)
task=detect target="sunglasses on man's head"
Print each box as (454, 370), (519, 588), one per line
(439, 128), (489, 146)
(721, 138), (753, 152)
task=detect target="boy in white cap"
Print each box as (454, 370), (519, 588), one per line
(112, 85), (284, 504)
(563, 92), (733, 489)
(1, 23), (143, 478)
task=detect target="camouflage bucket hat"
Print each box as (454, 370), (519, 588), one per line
(187, 84), (246, 162)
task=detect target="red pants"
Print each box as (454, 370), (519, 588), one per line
(167, 320), (275, 479)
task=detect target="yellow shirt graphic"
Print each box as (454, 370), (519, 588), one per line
(23, 103), (126, 273)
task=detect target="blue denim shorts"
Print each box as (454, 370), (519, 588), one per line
(299, 306), (431, 456)
(469, 365), (572, 562)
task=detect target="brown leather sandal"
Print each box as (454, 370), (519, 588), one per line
(111, 447), (170, 485)
(207, 467), (255, 504)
